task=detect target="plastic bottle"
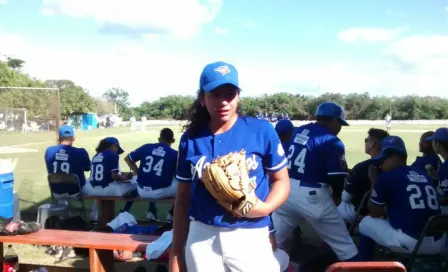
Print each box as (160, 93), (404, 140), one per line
(3, 245), (19, 272)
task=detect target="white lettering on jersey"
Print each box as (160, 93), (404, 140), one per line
(193, 154), (260, 179)
(93, 155), (103, 163)
(293, 129), (309, 145)
(440, 179), (448, 188)
(55, 149), (68, 161)
(246, 154), (259, 171)
(152, 146), (166, 157)
(277, 143), (285, 156)
(407, 171), (428, 183)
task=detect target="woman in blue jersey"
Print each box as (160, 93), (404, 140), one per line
(169, 61), (290, 272)
(84, 137), (137, 221)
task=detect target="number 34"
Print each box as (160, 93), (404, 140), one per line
(287, 145), (306, 174)
(407, 184), (439, 210)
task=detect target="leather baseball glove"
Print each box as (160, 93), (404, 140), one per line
(201, 149), (259, 216)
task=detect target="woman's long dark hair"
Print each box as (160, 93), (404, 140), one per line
(95, 139), (114, 153)
(183, 88), (243, 138)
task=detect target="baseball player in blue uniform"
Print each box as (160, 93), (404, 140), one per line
(412, 131), (441, 181)
(256, 111), (263, 120)
(44, 125), (91, 197)
(275, 119), (295, 153)
(124, 128), (178, 221)
(284, 113), (290, 121)
(271, 112), (278, 123)
(426, 127), (448, 214)
(169, 61), (290, 272)
(264, 112), (270, 121)
(272, 102), (359, 261)
(84, 137), (136, 221)
(358, 136), (445, 260)
(337, 128), (389, 222)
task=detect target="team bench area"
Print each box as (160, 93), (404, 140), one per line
(0, 229), (168, 272)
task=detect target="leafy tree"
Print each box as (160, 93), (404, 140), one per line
(103, 87), (130, 114)
(7, 58), (25, 70)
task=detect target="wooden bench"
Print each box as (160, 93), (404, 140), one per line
(84, 196), (175, 227)
(0, 229), (165, 272)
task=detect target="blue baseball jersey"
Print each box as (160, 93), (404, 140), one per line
(89, 150), (120, 187)
(438, 160), (448, 197)
(128, 143), (178, 190)
(271, 115), (278, 122)
(176, 116), (287, 228)
(344, 159), (372, 215)
(371, 166), (441, 239)
(44, 144), (91, 194)
(287, 122), (348, 185)
(411, 154), (441, 174)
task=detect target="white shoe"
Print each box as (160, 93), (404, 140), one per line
(146, 212), (158, 221)
(166, 213), (173, 221)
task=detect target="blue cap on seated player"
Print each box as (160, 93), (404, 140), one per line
(275, 120), (294, 137)
(371, 136), (407, 162)
(59, 125), (74, 137)
(104, 137), (124, 155)
(200, 61), (240, 92)
(426, 127), (448, 142)
(315, 102), (349, 126)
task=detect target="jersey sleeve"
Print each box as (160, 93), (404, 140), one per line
(325, 138), (349, 176)
(80, 148), (91, 171)
(128, 145), (144, 163)
(344, 163), (360, 195)
(370, 173), (387, 206)
(176, 133), (193, 183)
(262, 123), (287, 172)
(268, 215), (276, 234)
(109, 152), (120, 173)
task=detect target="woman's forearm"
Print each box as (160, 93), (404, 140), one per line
(171, 187), (191, 254)
(264, 169), (290, 213)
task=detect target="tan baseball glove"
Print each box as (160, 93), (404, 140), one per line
(201, 149), (259, 216)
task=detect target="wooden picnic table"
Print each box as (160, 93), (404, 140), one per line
(0, 229), (161, 272)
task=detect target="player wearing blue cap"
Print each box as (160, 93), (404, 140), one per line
(272, 102), (360, 261)
(337, 128), (389, 223)
(45, 125), (91, 197)
(275, 119), (295, 153)
(169, 61), (290, 272)
(411, 131), (441, 183)
(84, 137), (137, 221)
(124, 128), (178, 221)
(426, 127), (448, 213)
(358, 136), (445, 260)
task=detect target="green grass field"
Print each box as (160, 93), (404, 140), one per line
(0, 123), (441, 218)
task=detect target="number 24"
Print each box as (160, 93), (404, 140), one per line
(287, 145), (306, 174)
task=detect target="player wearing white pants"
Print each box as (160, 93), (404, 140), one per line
(273, 180), (359, 261)
(274, 102), (359, 261)
(360, 216), (446, 255)
(137, 179), (177, 199)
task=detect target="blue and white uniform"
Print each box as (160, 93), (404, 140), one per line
(84, 138), (137, 197)
(273, 103), (359, 261)
(44, 126), (90, 196)
(127, 143), (178, 199)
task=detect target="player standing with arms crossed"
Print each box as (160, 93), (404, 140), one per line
(272, 102), (359, 261)
(124, 128), (178, 221)
(169, 61), (290, 272)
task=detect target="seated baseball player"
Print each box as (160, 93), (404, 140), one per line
(426, 128), (448, 213)
(44, 125), (91, 197)
(275, 119), (295, 152)
(337, 128), (389, 222)
(84, 137), (136, 221)
(358, 136), (446, 261)
(124, 128), (178, 221)
(411, 131), (441, 184)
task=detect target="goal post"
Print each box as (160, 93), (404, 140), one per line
(0, 86), (61, 141)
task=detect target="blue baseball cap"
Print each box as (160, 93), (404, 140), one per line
(275, 120), (294, 136)
(59, 125), (74, 137)
(105, 137), (124, 155)
(315, 102), (349, 126)
(426, 127), (448, 142)
(200, 61), (240, 92)
(372, 136), (407, 162)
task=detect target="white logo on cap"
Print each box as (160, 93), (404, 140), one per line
(214, 66), (231, 76)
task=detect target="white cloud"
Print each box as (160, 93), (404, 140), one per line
(245, 19), (255, 28)
(213, 27), (229, 35)
(41, 0), (223, 39)
(0, 0), (7, 4)
(338, 27), (404, 43)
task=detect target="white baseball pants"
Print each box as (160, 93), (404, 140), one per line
(272, 179), (359, 261)
(185, 221), (280, 272)
(137, 179), (177, 199)
(337, 202), (357, 222)
(359, 216), (446, 254)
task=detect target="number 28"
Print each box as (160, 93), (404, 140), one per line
(287, 145), (307, 174)
(407, 184), (439, 210)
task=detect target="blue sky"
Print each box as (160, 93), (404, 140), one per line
(1, 0), (448, 106)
